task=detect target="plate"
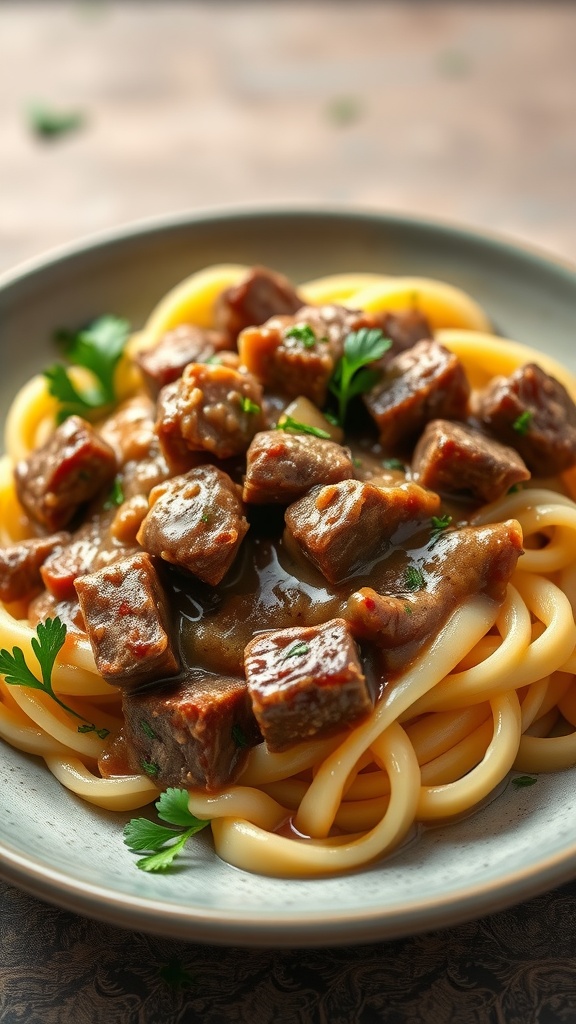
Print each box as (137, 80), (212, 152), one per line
(2, 206), (576, 947)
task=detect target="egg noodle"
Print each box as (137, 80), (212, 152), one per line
(2, 266), (576, 876)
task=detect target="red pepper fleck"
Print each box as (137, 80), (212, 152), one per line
(364, 596), (376, 612)
(118, 600), (131, 616)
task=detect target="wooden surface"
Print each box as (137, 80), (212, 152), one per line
(1, 1), (576, 274)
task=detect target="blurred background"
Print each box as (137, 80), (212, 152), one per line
(1, 0), (575, 273)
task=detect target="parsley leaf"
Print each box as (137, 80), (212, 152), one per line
(513, 410), (532, 436)
(124, 788), (210, 872)
(405, 566), (425, 592)
(284, 324), (317, 348)
(28, 102), (85, 140)
(329, 328), (391, 425)
(277, 415), (330, 440)
(382, 458), (405, 471)
(103, 477), (124, 510)
(46, 315), (130, 422)
(0, 617), (108, 736)
(430, 514), (452, 538)
(281, 641), (310, 660)
(512, 775), (537, 789)
(241, 396), (261, 415)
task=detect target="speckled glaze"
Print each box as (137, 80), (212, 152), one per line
(1, 207), (576, 946)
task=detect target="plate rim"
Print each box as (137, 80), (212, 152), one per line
(2, 203), (576, 946)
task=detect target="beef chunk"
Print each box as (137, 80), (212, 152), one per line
(239, 304), (374, 407)
(364, 340), (470, 449)
(244, 618), (372, 753)
(122, 672), (260, 790)
(75, 552), (180, 688)
(137, 465), (249, 586)
(0, 532), (70, 602)
(215, 265), (303, 342)
(28, 590), (85, 633)
(284, 480), (440, 584)
(99, 397), (170, 499)
(347, 519), (523, 670)
(374, 307), (432, 360)
(474, 362), (576, 476)
(14, 416), (117, 531)
(135, 324), (231, 398)
(155, 363), (263, 464)
(413, 419), (531, 502)
(41, 510), (135, 601)
(243, 430), (354, 504)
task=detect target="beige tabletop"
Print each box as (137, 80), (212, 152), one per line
(1, 0), (575, 276)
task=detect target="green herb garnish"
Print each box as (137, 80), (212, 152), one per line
(405, 566), (425, 592)
(123, 787), (210, 872)
(140, 720), (158, 741)
(329, 328), (391, 425)
(404, 604), (413, 615)
(241, 396), (261, 415)
(140, 759), (160, 777)
(512, 775), (537, 789)
(512, 410), (532, 436)
(28, 102), (85, 140)
(277, 415), (330, 440)
(430, 514), (452, 538)
(382, 458), (405, 471)
(281, 641), (310, 660)
(103, 476), (124, 510)
(0, 617), (108, 738)
(285, 324), (316, 348)
(45, 315), (130, 423)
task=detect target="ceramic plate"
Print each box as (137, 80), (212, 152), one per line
(1, 208), (576, 946)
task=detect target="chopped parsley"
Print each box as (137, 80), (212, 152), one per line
(281, 641), (310, 660)
(329, 328), (391, 425)
(103, 476), (124, 510)
(140, 720), (158, 741)
(285, 324), (317, 348)
(45, 315), (130, 423)
(277, 415), (330, 440)
(382, 458), (405, 472)
(241, 396), (261, 415)
(405, 565), (425, 592)
(0, 617), (108, 738)
(512, 775), (537, 789)
(124, 787), (210, 872)
(28, 102), (85, 140)
(140, 760), (160, 777)
(512, 410), (532, 436)
(430, 514), (452, 538)
(404, 604), (413, 616)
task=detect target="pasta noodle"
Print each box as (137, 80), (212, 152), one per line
(2, 264), (576, 877)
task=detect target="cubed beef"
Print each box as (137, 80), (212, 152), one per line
(364, 340), (470, 449)
(14, 416), (117, 531)
(40, 509), (135, 601)
(215, 265), (303, 342)
(284, 479), (440, 584)
(155, 363), (263, 463)
(373, 307), (432, 360)
(244, 618), (372, 753)
(239, 304), (374, 407)
(122, 671), (260, 790)
(75, 552), (180, 688)
(412, 419), (531, 502)
(474, 362), (576, 476)
(243, 430), (355, 504)
(137, 465), (249, 586)
(99, 397), (170, 499)
(135, 324), (231, 397)
(28, 590), (86, 634)
(347, 519), (523, 670)
(0, 532), (70, 602)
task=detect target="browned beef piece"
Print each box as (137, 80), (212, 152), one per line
(244, 618), (372, 753)
(99, 397), (170, 499)
(14, 416), (117, 531)
(243, 430), (355, 504)
(74, 552), (180, 687)
(239, 304), (375, 407)
(364, 340), (470, 449)
(155, 363), (264, 464)
(28, 590), (85, 633)
(122, 671), (260, 790)
(135, 324), (231, 398)
(0, 532), (70, 602)
(285, 479), (440, 584)
(215, 265), (303, 342)
(137, 465), (249, 586)
(373, 307), (432, 360)
(413, 419), (531, 502)
(347, 520), (523, 670)
(40, 509), (135, 600)
(474, 362), (576, 476)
